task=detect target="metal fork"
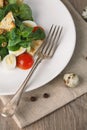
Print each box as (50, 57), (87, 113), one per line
(1, 25), (63, 117)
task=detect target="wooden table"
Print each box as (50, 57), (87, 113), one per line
(0, 0), (87, 129)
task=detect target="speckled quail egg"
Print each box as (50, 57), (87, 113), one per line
(63, 73), (79, 88)
(82, 6), (87, 20)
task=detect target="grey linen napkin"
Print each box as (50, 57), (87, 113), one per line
(0, 0), (87, 128)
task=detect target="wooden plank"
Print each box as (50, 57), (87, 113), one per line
(1, 94), (87, 130)
(69, 0), (87, 14)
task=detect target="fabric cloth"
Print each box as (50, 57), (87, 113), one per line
(0, 0), (87, 128)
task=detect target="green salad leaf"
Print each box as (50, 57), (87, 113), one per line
(4, 4), (20, 19)
(0, 9), (5, 21)
(19, 41), (32, 48)
(0, 47), (9, 60)
(18, 3), (33, 21)
(7, 28), (21, 50)
(4, 3), (33, 21)
(7, 44), (20, 51)
(0, 35), (8, 59)
(0, 1), (46, 60)
(0, 3), (33, 21)
(19, 24), (33, 38)
(8, 0), (17, 4)
(6, 25), (45, 51)
(28, 28), (46, 41)
(8, 0), (23, 4)
(7, 25), (34, 51)
(0, 35), (7, 47)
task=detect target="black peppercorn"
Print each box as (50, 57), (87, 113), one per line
(30, 96), (37, 102)
(43, 93), (50, 98)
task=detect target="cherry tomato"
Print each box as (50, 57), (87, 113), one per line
(16, 53), (34, 70)
(33, 26), (44, 32)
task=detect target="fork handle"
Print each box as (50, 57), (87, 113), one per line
(1, 57), (42, 117)
(14, 57), (42, 103)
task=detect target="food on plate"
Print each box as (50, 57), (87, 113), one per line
(23, 20), (37, 27)
(0, 0), (46, 70)
(0, 11), (15, 32)
(0, 0), (4, 8)
(9, 47), (26, 56)
(2, 54), (16, 69)
(23, 21), (44, 55)
(16, 52), (34, 70)
(63, 73), (79, 88)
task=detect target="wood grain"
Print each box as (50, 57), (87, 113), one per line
(0, 0), (87, 130)
(1, 94), (87, 130)
(69, 0), (87, 14)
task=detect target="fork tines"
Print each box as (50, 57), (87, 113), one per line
(41, 25), (63, 57)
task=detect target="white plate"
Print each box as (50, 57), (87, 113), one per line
(0, 0), (76, 95)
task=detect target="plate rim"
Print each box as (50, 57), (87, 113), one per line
(25, 0), (76, 92)
(0, 0), (76, 95)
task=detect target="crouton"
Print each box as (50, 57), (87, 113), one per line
(28, 40), (43, 56)
(4, 0), (9, 6)
(0, 11), (15, 32)
(0, 29), (5, 34)
(0, 0), (4, 8)
(17, 0), (23, 4)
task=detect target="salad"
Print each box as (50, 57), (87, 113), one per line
(0, 0), (46, 70)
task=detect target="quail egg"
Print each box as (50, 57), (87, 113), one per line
(2, 54), (16, 70)
(82, 6), (87, 20)
(63, 73), (79, 88)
